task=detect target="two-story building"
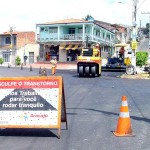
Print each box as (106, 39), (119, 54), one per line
(36, 18), (116, 62)
(112, 24), (131, 44)
(0, 31), (39, 65)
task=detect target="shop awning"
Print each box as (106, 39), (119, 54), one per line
(60, 44), (82, 50)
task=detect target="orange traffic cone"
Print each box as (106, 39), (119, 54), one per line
(113, 96), (135, 137)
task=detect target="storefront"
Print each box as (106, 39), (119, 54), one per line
(39, 43), (82, 62)
(40, 44), (59, 61)
(46, 45), (59, 61)
(59, 43), (82, 62)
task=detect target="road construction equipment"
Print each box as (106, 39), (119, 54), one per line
(113, 43), (132, 65)
(77, 42), (102, 77)
(106, 43), (136, 74)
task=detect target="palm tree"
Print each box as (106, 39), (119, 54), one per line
(82, 14), (94, 21)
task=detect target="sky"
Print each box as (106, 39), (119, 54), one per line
(0, 0), (149, 33)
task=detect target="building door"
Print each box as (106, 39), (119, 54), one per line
(2, 51), (11, 63)
(29, 52), (34, 63)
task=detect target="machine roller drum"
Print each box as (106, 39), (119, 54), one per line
(79, 66), (84, 77)
(85, 66), (90, 75)
(91, 66), (96, 77)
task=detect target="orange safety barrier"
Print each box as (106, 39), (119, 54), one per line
(113, 96), (135, 137)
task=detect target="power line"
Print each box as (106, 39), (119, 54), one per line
(137, 0), (146, 10)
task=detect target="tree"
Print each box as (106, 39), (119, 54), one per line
(15, 56), (21, 66)
(146, 23), (150, 29)
(83, 14), (94, 21)
(143, 23), (150, 34)
(136, 51), (148, 67)
(0, 57), (4, 64)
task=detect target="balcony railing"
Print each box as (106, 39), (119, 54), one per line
(60, 34), (83, 40)
(37, 33), (115, 46)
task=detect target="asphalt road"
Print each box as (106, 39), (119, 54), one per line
(0, 66), (150, 150)
(137, 37), (149, 51)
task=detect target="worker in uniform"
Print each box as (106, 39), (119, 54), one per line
(125, 57), (131, 66)
(50, 57), (57, 75)
(95, 43), (101, 57)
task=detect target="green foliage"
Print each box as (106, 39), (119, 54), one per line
(15, 56), (21, 66)
(0, 57), (4, 64)
(83, 14), (94, 21)
(136, 51), (148, 67)
(146, 23), (150, 29)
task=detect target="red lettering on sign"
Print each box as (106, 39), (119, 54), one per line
(0, 79), (59, 89)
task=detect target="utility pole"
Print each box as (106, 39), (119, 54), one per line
(141, 12), (150, 47)
(24, 32), (27, 65)
(130, 0), (139, 74)
(9, 26), (16, 65)
(133, 1), (137, 22)
(10, 27), (13, 50)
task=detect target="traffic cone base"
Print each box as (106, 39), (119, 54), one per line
(113, 118), (135, 137)
(113, 131), (135, 137)
(113, 96), (135, 137)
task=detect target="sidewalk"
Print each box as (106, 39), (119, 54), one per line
(24, 62), (77, 70)
(1, 59), (107, 70)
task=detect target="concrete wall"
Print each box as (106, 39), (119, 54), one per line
(59, 49), (67, 62)
(16, 44), (39, 64)
(17, 32), (35, 48)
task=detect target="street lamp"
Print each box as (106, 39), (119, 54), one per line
(118, 1), (138, 25)
(118, 1), (133, 24)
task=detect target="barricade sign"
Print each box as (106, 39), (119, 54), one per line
(0, 76), (67, 138)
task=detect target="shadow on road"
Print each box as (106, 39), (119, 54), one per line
(67, 108), (150, 124)
(0, 128), (58, 138)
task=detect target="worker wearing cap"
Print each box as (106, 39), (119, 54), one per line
(50, 57), (57, 75)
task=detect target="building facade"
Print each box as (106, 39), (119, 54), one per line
(36, 19), (116, 62)
(0, 31), (39, 65)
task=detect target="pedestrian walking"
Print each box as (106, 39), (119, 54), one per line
(50, 57), (57, 75)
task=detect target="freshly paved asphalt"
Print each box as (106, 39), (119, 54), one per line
(0, 66), (149, 150)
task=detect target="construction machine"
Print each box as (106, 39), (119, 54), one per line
(106, 43), (134, 73)
(77, 42), (102, 77)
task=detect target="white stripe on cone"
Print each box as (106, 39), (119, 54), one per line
(122, 101), (128, 106)
(119, 112), (130, 118)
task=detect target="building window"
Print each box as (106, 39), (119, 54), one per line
(100, 30), (101, 37)
(106, 34), (110, 40)
(69, 28), (75, 34)
(40, 27), (44, 32)
(102, 33), (105, 38)
(49, 27), (58, 33)
(96, 31), (100, 37)
(5, 37), (11, 44)
(14, 37), (16, 45)
(111, 35), (115, 41)
(78, 28), (83, 33)
(44, 27), (48, 32)
(2, 51), (10, 62)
